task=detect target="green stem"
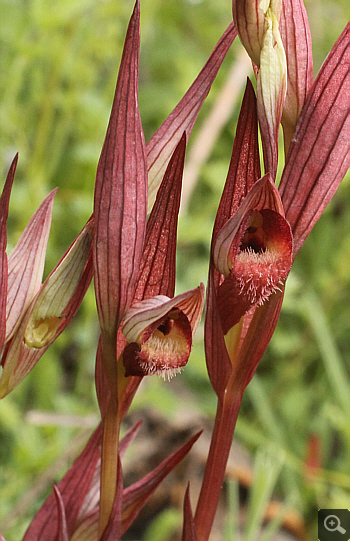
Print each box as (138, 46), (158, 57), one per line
(194, 381), (243, 541)
(98, 334), (120, 537)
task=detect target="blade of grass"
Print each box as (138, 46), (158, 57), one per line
(246, 375), (286, 445)
(246, 375), (298, 492)
(259, 501), (290, 541)
(302, 288), (350, 416)
(243, 448), (284, 541)
(224, 479), (240, 541)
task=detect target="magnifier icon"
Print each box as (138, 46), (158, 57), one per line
(324, 515), (346, 534)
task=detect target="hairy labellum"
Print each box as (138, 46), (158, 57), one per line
(216, 208), (292, 334)
(123, 309), (192, 380)
(122, 286), (204, 380)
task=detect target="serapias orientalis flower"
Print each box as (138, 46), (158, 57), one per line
(212, 174), (293, 334)
(0, 197), (93, 399)
(122, 285), (204, 380)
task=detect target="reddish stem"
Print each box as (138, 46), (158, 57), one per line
(194, 383), (243, 541)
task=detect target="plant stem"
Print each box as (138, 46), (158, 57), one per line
(99, 396), (121, 536)
(98, 335), (120, 537)
(194, 382), (243, 541)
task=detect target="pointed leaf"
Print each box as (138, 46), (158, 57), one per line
(135, 133), (186, 301)
(212, 79), (260, 241)
(75, 420), (142, 524)
(23, 424), (102, 541)
(6, 190), (56, 341)
(280, 0), (313, 149)
(23, 412), (141, 541)
(279, 23), (350, 256)
(182, 484), (198, 541)
(0, 155), (17, 352)
(120, 420), (143, 458)
(146, 23), (237, 211)
(52, 486), (69, 541)
(71, 465), (124, 541)
(94, 0), (147, 338)
(121, 431), (202, 535)
(74, 463), (100, 529)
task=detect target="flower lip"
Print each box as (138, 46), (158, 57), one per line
(123, 308), (192, 380)
(217, 207), (293, 334)
(213, 174), (285, 278)
(122, 285), (204, 343)
(122, 285), (204, 380)
(212, 174), (293, 334)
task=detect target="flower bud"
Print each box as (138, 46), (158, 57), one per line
(232, 0), (282, 67)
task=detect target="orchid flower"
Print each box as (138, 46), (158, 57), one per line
(122, 286), (204, 380)
(0, 157), (93, 399)
(92, 1), (232, 534)
(212, 174), (293, 335)
(2, 0), (346, 539)
(192, 1), (349, 538)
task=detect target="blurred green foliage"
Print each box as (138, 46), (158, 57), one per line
(0, 0), (349, 539)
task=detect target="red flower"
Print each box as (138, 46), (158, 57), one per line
(122, 286), (204, 379)
(213, 175), (293, 334)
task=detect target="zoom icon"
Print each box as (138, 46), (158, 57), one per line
(319, 509), (350, 540)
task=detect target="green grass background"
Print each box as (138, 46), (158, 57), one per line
(0, 0), (349, 539)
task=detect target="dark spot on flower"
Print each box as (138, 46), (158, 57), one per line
(239, 211), (267, 253)
(240, 228), (267, 253)
(157, 318), (174, 336)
